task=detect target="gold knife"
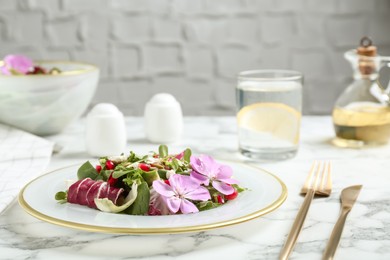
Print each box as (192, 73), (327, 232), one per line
(322, 185), (362, 260)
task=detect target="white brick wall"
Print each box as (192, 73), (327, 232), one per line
(1, 0), (389, 115)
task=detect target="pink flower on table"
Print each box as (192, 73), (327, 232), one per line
(152, 174), (210, 214)
(190, 155), (239, 195)
(1, 54), (33, 75)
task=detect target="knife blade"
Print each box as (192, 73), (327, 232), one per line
(322, 185), (362, 260)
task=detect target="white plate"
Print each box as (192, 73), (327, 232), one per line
(18, 161), (287, 234)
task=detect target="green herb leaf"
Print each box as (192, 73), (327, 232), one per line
(55, 191), (67, 204)
(49, 67), (61, 75)
(141, 169), (160, 186)
(102, 170), (112, 181)
(122, 170), (144, 188)
(183, 148), (192, 163)
(232, 184), (246, 193)
(95, 175), (104, 181)
(124, 182), (150, 215)
(9, 68), (23, 75)
(197, 200), (221, 211)
(157, 169), (167, 179)
(171, 158), (180, 171)
(77, 161), (98, 180)
(127, 151), (144, 163)
(159, 145), (168, 158)
(55, 191), (67, 200)
(112, 170), (131, 179)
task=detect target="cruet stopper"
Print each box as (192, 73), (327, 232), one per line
(357, 36), (377, 75)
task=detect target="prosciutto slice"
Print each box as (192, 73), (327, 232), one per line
(67, 178), (124, 209)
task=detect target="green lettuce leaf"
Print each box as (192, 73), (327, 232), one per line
(77, 161), (98, 180)
(124, 181), (150, 215)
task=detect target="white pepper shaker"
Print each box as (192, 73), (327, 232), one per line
(144, 93), (183, 143)
(86, 103), (127, 157)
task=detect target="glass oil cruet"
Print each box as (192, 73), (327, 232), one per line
(332, 37), (390, 148)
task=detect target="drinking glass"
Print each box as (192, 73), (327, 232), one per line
(236, 70), (303, 161)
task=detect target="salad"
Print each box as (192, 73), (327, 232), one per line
(1, 54), (61, 75)
(55, 145), (245, 215)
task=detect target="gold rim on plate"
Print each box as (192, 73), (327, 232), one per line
(18, 162), (287, 234)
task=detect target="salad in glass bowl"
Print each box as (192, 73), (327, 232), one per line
(0, 54), (99, 135)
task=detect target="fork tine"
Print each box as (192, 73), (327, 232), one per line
(328, 162), (332, 186)
(300, 161), (317, 194)
(317, 161), (332, 196)
(319, 161), (327, 190)
(301, 161), (332, 196)
(312, 162), (321, 192)
(324, 161), (332, 194)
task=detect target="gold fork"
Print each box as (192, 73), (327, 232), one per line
(279, 161), (332, 260)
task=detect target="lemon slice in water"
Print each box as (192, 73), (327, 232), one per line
(237, 103), (301, 145)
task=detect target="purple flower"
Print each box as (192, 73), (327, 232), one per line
(190, 155), (239, 195)
(1, 54), (33, 75)
(152, 174), (211, 214)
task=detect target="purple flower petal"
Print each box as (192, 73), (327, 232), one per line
(218, 177), (239, 185)
(191, 155), (239, 187)
(190, 156), (205, 173)
(201, 155), (220, 174)
(184, 186), (210, 201)
(215, 165), (233, 179)
(190, 171), (209, 186)
(180, 198), (199, 214)
(152, 180), (175, 197)
(4, 54), (33, 74)
(212, 181), (235, 195)
(162, 196), (181, 213)
(0, 66), (10, 75)
(199, 155), (216, 167)
(170, 174), (199, 192)
(154, 174), (212, 214)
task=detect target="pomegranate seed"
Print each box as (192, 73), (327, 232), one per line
(164, 179), (170, 185)
(105, 160), (115, 170)
(107, 173), (117, 186)
(139, 163), (150, 171)
(217, 194), (224, 204)
(225, 189), (238, 200)
(96, 165), (102, 173)
(27, 66), (47, 75)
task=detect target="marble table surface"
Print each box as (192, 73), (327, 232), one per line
(1, 116), (389, 260)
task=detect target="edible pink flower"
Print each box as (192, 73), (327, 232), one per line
(152, 174), (210, 214)
(190, 155), (239, 195)
(1, 54), (33, 75)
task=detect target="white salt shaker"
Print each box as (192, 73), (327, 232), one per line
(144, 93), (183, 143)
(86, 103), (127, 157)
